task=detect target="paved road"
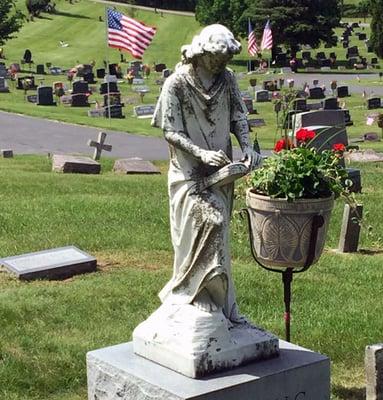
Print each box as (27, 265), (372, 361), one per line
(0, 111), (170, 160)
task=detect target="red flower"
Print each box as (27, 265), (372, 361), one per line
(296, 128), (315, 142)
(274, 138), (292, 152)
(332, 143), (346, 152)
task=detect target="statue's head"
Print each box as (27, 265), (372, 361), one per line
(181, 24), (241, 73)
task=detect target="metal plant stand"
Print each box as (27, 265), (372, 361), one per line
(242, 210), (325, 342)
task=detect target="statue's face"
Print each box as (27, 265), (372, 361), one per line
(199, 52), (232, 75)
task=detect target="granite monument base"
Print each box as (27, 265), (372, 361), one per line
(87, 341), (330, 400)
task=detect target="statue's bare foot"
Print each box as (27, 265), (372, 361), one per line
(192, 288), (218, 313)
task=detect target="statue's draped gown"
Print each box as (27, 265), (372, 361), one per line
(152, 64), (248, 320)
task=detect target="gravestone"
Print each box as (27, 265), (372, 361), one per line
(292, 99), (307, 111)
(255, 90), (270, 102)
(306, 102), (322, 111)
(155, 63), (166, 73)
(0, 64), (7, 78)
(72, 80), (89, 94)
(309, 87), (325, 99)
(248, 118), (266, 128)
(343, 109), (353, 126)
(0, 246), (97, 280)
(1, 149), (13, 158)
(320, 59), (331, 67)
(104, 75), (118, 83)
(0, 77), (9, 93)
(49, 66), (62, 75)
(359, 33), (367, 40)
(96, 68), (105, 79)
(133, 104), (156, 119)
(132, 78), (145, 85)
(162, 69), (171, 79)
(87, 341), (330, 400)
(367, 98), (381, 110)
(284, 110), (302, 129)
(302, 51), (311, 59)
(249, 78), (257, 87)
(294, 109), (345, 132)
(316, 51), (326, 60)
(87, 132), (112, 160)
(113, 158), (160, 174)
(88, 108), (105, 118)
(36, 64), (45, 74)
(371, 57), (378, 65)
(84, 72), (96, 84)
(71, 94), (89, 107)
(104, 104), (124, 118)
(27, 95), (38, 103)
(243, 98), (255, 114)
(336, 86), (349, 98)
(263, 80), (277, 91)
(17, 76), (37, 90)
(365, 344), (383, 400)
(52, 154), (100, 174)
(100, 82), (119, 95)
(37, 86), (56, 106)
(338, 204), (363, 252)
(322, 97), (339, 110)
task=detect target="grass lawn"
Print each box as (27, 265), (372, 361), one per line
(0, 155), (382, 399)
(0, 0), (382, 147)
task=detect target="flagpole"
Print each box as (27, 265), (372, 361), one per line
(104, 6), (111, 125)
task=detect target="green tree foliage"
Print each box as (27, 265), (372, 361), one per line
(370, 0), (383, 58)
(195, 0), (247, 37)
(25, 0), (52, 17)
(0, 0), (24, 46)
(196, 0), (341, 57)
(245, 0), (341, 56)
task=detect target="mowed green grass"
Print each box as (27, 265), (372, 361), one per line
(0, 155), (382, 399)
(1, 0), (382, 146)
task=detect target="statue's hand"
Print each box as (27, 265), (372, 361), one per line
(241, 147), (263, 170)
(200, 149), (231, 167)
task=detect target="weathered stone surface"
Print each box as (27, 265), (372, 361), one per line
(133, 304), (278, 378)
(52, 154), (101, 174)
(366, 344), (383, 400)
(87, 341), (330, 400)
(338, 204), (363, 253)
(0, 246), (97, 280)
(113, 158), (160, 174)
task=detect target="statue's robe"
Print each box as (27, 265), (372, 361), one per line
(152, 64), (248, 320)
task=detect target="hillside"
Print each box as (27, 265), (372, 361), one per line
(4, 0), (200, 70)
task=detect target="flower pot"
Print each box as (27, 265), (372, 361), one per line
(245, 190), (334, 271)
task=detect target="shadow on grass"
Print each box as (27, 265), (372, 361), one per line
(359, 248), (383, 255)
(333, 385), (365, 400)
(53, 11), (92, 20)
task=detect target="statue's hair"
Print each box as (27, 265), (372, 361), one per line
(181, 24), (241, 63)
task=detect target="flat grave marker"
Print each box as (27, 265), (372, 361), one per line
(113, 158), (160, 174)
(248, 118), (266, 128)
(0, 246), (97, 280)
(52, 154), (101, 174)
(132, 78), (145, 85)
(134, 104), (156, 119)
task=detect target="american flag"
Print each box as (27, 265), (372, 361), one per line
(261, 20), (273, 51)
(248, 20), (259, 56)
(107, 8), (157, 59)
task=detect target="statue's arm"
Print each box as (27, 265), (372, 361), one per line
(164, 130), (230, 167)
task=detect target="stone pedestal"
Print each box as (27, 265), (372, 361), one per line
(133, 304), (279, 378)
(87, 341), (330, 400)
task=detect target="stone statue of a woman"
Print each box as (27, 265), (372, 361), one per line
(133, 24), (278, 378)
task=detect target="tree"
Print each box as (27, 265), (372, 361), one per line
(245, 0), (341, 57)
(357, 0), (371, 21)
(26, 0), (52, 17)
(370, 0), (383, 58)
(195, 0), (247, 37)
(0, 0), (24, 46)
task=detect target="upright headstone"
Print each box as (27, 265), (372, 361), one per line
(338, 204), (363, 253)
(0, 77), (9, 93)
(36, 64), (45, 74)
(96, 68), (105, 79)
(37, 86), (56, 106)
(1, 149), (13, 158)
(365, 344), (383, 400)
(72, 80), (89, 107)
(255, 90), (270, 102)
(336, 86), (349, 98)
(309, 87), (325, 99)
(322, 97), (339, 110)
(367, 98), (381, 110)
(87, 132), (112, 160)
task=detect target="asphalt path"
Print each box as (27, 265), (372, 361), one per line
(1, 73), (382, 159)
(0, 111), (172, 159)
